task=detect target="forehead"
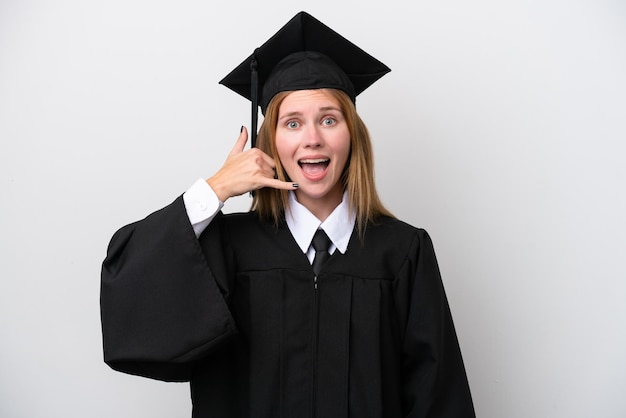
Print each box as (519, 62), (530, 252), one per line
(279, 89), (341, 114)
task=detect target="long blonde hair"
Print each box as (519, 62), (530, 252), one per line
(252, 89), (394, 237)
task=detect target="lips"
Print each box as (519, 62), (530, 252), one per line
(298, 158), (330, 179)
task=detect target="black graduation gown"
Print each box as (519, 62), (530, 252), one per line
(101, 196), (475, 418)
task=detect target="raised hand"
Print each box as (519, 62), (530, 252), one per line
(206, 127), (298, 202)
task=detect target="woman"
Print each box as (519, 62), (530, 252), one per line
(101, 12), (475, 418)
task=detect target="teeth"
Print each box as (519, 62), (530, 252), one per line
(299, 158), (329, 164)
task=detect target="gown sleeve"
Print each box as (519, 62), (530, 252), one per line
(400, 229), (475, 417)
(100, 196), (237, 382)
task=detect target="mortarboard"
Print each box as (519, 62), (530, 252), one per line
(219, 11), (390, 147)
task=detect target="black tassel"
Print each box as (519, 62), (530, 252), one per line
(250, 49), (259, 148)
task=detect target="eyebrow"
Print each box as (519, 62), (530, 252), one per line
(278, 106), (342, 121)
(278, 111), (302, 121)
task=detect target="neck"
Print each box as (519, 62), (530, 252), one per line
(294, 185), (344, 222)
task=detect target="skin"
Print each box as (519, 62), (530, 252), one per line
(275, 89), (351, 221)
(206, 127), (296, 202)
(207, 89), (350, 222)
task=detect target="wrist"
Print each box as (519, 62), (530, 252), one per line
(206, 177), (228, 203)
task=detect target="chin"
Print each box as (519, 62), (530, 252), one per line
(299, 183), (342, 200)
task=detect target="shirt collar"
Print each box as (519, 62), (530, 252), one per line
(285, 191), (356, 255)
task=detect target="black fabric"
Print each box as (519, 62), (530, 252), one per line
(101, 197), (475, 417)
(261, 51), (356, 112)
(219, 10), (391, 138)
(219, 11), (390, 111)
(311, 229), (331, 276)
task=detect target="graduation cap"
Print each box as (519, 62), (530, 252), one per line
(219, 11), (390, 147)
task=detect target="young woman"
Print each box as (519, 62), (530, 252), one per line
(101, 12), (475, 418)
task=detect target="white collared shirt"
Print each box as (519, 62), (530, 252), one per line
(285, 191), (355, 263)
(183, 178), (224, 237)
(183, 179), (356, 262)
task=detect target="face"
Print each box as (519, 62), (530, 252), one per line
(275, 89), (351, 215)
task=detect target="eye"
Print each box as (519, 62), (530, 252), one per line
(287, 120), (300, 129)
(322, 117), (336, 126)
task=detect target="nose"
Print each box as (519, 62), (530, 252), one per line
(303, 125), (323, 148)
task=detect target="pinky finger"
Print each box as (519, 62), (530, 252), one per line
(264, 179), (299, 191)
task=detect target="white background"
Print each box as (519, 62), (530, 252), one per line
(1, 1), (625, 417)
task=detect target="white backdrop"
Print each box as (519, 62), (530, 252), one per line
(1, 1), (625, 417)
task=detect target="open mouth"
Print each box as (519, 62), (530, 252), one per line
(298, 158), (330, 176)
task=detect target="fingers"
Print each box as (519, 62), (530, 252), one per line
(263, 179), (299, 191)
(227, 127), (275, 170)
(228, 126), (249, 157)
(209, 125), (298, 199)
(241, 160), (297, 192)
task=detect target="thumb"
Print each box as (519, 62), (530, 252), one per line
(228, 126), (249, 157)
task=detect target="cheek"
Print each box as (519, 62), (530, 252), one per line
(334, 132), (352, 167)
(274, 133), (288, 159)
(275, 134), (296, 172)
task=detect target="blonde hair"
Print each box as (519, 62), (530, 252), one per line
(252, 89), (394, 237)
